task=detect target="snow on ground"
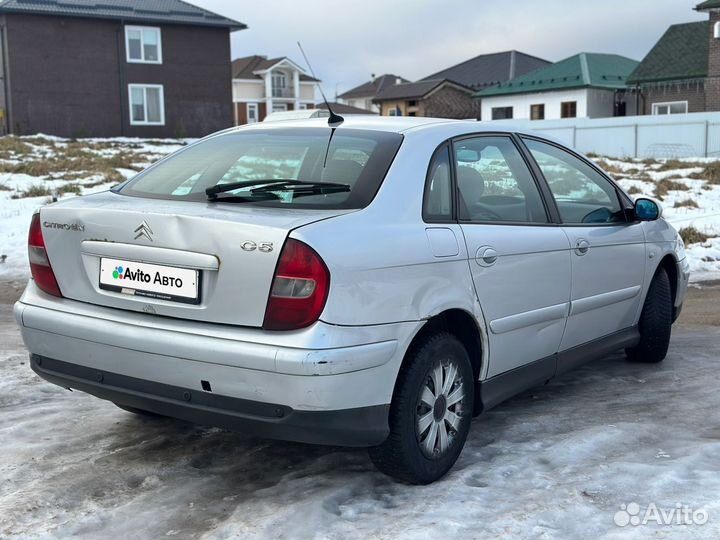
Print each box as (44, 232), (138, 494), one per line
(1, 136), (720, 280)
(1, 303), (719, 539)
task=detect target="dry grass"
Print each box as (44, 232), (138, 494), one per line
(654, 178), (688, 199)
(10, 184), (52, 199)
(55, 183), (82, 196)
(690, 162), (720, 185)
(0, 136), (33, 159)
(0, 148), (142, 183)
(674, 198), (699, 209)
(627, 186), (643, 196)
(656, 159), (703, 172)
(679, 226), (712, 245)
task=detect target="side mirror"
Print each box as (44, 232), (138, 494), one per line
(634, 197), (662, 221)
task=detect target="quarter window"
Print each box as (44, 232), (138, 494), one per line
(423, 146), (452, 221)
(129, 84), (165, 125)
(125, 26), (162, 64)
(524, 138), (625, 224)
(454, 136), (547, 223)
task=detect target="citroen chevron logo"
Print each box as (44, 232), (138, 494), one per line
(134, 221), (154, 241)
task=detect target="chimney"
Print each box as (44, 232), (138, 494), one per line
(371, 73), (376, 82)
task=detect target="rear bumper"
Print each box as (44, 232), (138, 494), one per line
(15, 284), (423, 447)
(31, 355), (389, 446)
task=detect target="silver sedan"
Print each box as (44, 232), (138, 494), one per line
(14, 116), (689, 484)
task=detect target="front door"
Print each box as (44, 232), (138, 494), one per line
(452, 135), (572, 378)
(523, 138), (646, 358)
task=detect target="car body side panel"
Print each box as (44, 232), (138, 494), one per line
(460, 224), (571, 378)
(559, 223), (646, 351)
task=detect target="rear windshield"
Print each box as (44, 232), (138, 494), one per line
(118, 127), (404, 209)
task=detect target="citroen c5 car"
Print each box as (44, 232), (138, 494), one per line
(14, 117), (689, 484)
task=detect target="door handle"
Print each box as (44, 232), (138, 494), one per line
(475, 246), (498, 267)
(574, 239), (590, 256)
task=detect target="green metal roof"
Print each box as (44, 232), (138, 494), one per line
(476, 53), (639, 97)
(696, 0), (720, 10)
(627, 21), (708, 84)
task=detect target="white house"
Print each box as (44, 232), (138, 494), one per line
(231, 56), (318, 124)
(477, 53), (640, 121)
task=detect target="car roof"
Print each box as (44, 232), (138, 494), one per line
(223, 116), (558, 144)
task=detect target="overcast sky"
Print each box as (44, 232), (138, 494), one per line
(195, 0), (706, 100)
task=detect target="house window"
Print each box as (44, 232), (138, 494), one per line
(129, 84), (164, 125)
(652, 101), (688, 115)
(271, 72), (288, 98)
(408, 100), (418, 107)
(272, 103), (288, 113)
(298, 103), (309, 110)
(388, 106), (402, 116)
(491, 106), (513, 120)
(530, 104), (545, 120)
(247, 103), (258, 123)
(715, 21), (720, 38)
(561, 101), (577, 118)
(125, 26), (162, 64)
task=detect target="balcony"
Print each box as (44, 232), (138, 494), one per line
(271, 87), (295, 99)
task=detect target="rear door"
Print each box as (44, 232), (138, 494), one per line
(449, 134), (572, 378)
(522, 138), (646, 360)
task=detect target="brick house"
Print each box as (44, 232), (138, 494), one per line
(627, 1), (720, 114)
(337, 74), (409, 113)
(372, 79), (478, 118)
(231, 56), (318, 125)
(0, 0), (245, 137)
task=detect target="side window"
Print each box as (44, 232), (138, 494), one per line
(423, 146), (452, 221)
(453, 136), (547, 223)
(524, 138), (625, 224)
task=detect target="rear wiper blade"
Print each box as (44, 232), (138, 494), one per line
(206, 179), (349, 199)
(206, 192), (281, 204)
(250, 181), (350, 195)
(206, 179), (298, 199)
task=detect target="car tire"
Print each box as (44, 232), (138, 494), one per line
(369, 331), (474, 484)
(626, 267), (673, 363)
(114, 403), (164, 418)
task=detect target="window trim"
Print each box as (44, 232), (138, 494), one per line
(422, 132), (556, 227)
(651, 101), (688, 115)
(128, 84), (165, 126)
(422, 143), (455, 223)
(715, 21), (720, 38)
(125, 25), (162, 64)
(246, 102), (259, 123)
(491, 106), (513, 120)
(530, 103), (545, 121)
(518, 134), (634, 227)
(560, 101), (577, 119)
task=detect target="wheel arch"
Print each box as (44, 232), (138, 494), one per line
(395, 308), (486, 417)
(657, 254), (678, 307)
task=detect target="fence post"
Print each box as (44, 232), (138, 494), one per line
(634, 123), (639, 159)
(705, 120), (710, 157)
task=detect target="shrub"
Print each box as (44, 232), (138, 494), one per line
(679, 226), (710, 245)
(674, 198), (699, 209)
(654, 178), (688, 199)
(11, 184), (52, 199)
(627, 186), (643, 195)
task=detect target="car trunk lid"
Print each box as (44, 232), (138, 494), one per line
(39, 191), (351, 327)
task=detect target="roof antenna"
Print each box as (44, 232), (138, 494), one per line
(297, 41), (344, 127)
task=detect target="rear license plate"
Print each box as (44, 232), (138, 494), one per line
(99, 257), (200, 304)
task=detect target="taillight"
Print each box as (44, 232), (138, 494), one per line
(263, 238), (330, 330)
(28, 212), (62, 297)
